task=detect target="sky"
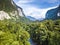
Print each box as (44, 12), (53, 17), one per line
(13, 0), (60, 19)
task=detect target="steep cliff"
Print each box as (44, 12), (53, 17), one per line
(45, 5), (60, 20)
(0, 0), (25, 20)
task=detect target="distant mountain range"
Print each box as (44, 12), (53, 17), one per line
(26, 16), (37, 21)
(26, 16), (45, 21)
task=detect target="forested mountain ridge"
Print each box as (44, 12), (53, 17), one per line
(46, 5), (60, 20)
(0, 0), (25, 20)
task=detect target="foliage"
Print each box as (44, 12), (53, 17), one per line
(0, 19), (60, 45)
(0, 20), (30, 45)
(0, 0), (17, 12)
(24, 19), (60, 45)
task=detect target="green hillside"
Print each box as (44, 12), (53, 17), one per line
(0, 0), (17, 12)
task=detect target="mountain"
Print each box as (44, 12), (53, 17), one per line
(0, 0), (25, 20)
(26, 16), (37, 21)
(37, 18), (45, 21)
(0, 0), (31, 23)
(45, 5), (60, 20)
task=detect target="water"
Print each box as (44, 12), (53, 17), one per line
(29, 38), (37, 45)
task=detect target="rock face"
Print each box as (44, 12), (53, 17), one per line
(45, 5), (60, 20)
(0, 0), (25, 20)
(0, 11), (10, 20)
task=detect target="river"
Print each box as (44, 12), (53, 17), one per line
(29, 38), (37, 45)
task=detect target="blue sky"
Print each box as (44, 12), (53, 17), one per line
(13, 0), (60, 19)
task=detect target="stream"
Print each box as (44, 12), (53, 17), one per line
(29, 38), (37, 45)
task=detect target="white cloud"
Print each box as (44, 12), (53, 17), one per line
(16, 0), (59, 4)
(41, 0), (59, 3)
(14, 0), (58, 19)
(47, 0), (59, 3)
(17, 0), (34, 4)
(23, 6), (58, 19)
(23, 7), (47, 19)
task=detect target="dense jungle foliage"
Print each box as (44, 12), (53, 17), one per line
(0, 19), (60, 45)
(0, 20), (30, 45)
